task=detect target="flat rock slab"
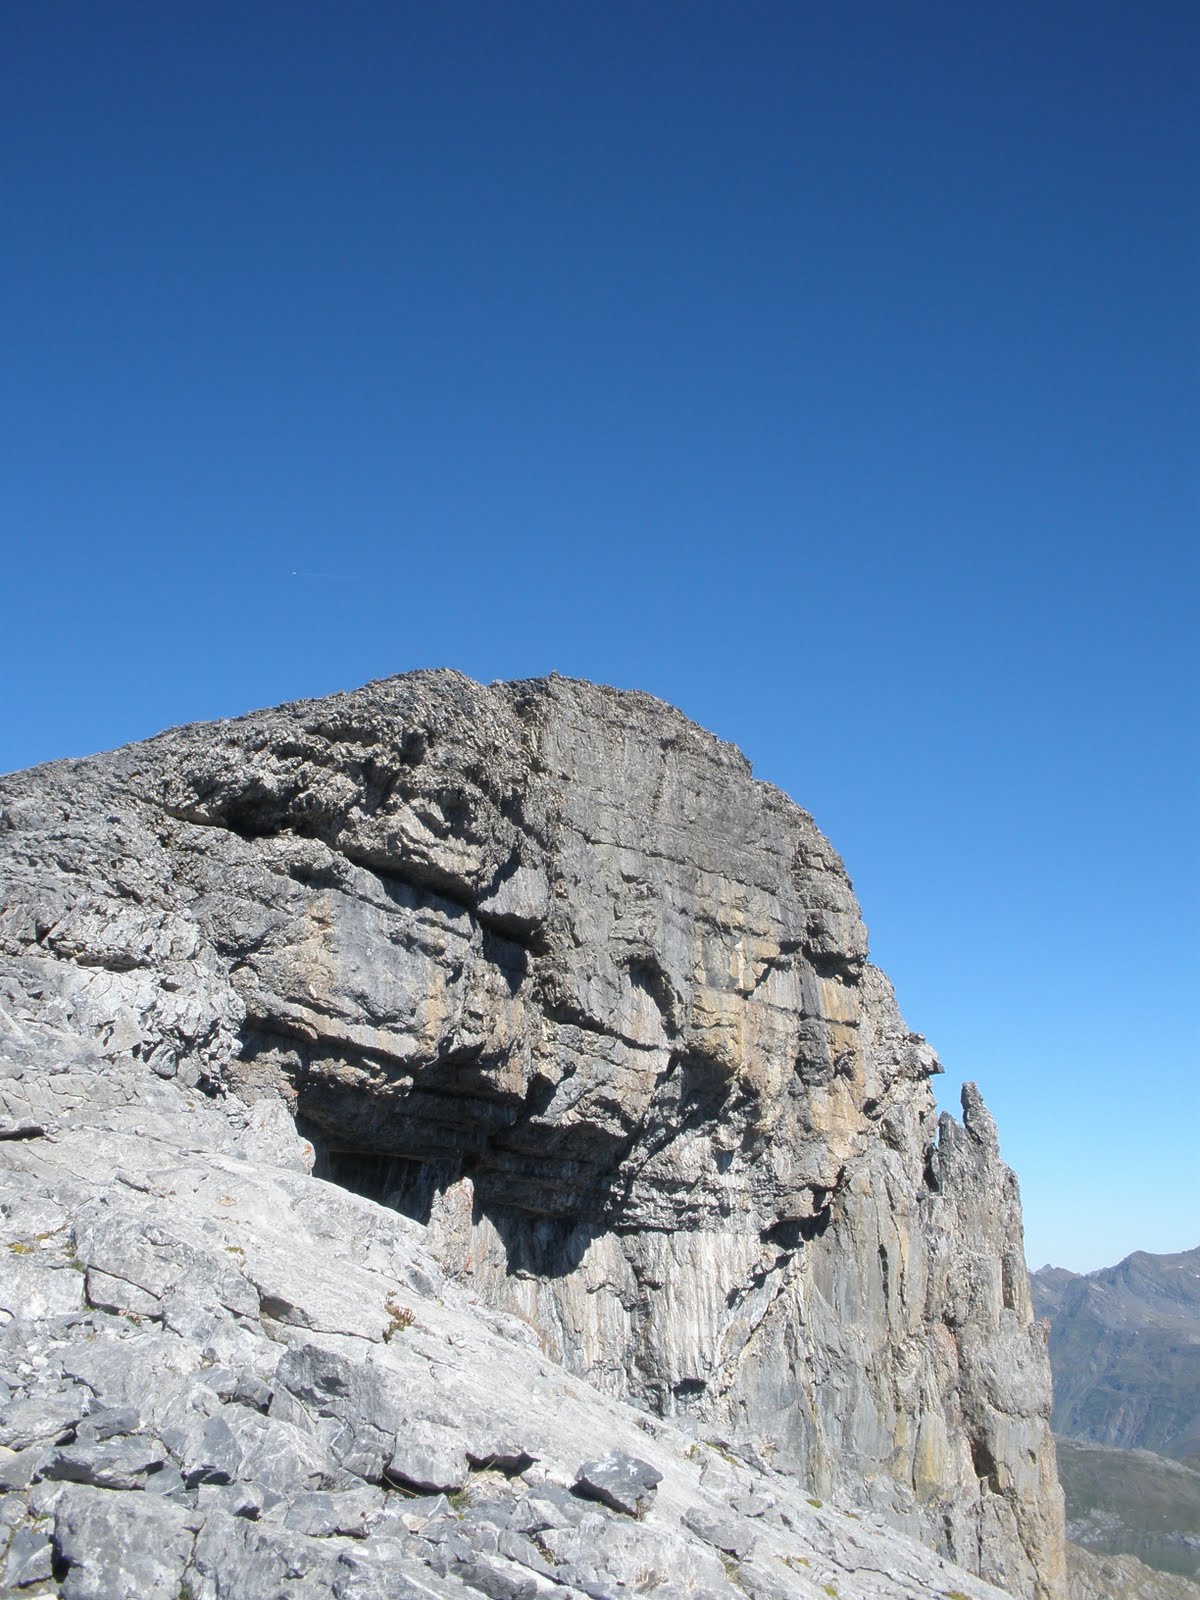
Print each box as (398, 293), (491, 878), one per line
(572, 1452), (663, 1518)
(683, 1505), (758, 1560)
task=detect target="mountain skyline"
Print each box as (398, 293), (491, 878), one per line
(4, 3), (1197, 1272)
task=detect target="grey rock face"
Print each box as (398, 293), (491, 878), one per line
(52, 1484), (196, 1598)
(5, 1523), (54, 1588)
(0, 669), (1064, 1596)
(0, 1049), (1024, 1600)
(572, 1452), (662, 1518)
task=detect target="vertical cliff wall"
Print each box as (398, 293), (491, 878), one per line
(0, 670), (1065, 1596)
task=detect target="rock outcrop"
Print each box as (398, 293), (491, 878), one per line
(0, 670), (1066, 1597)
(0, 1040), (1025, 1600)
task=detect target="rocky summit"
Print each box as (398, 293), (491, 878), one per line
(0, 671), (1066, 1600)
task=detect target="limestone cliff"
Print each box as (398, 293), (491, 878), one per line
(0, 671), (1065, 1596)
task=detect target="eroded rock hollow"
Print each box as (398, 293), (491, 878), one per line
(0, 671), (1065, 1596)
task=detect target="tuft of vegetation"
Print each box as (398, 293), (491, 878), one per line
(806, 1496), (823, 1508)
(384, 1296), (417, 1340)
(532, 1533), (559, 1567)
(717, 1552), (745, 1590)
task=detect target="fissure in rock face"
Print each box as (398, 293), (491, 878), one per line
(0, 670), (1065, 1597)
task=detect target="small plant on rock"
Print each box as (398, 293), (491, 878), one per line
(718, 1552), (745, 1590)
(384, 1296), (417, 1340)
(532, 1533), (559, 1567)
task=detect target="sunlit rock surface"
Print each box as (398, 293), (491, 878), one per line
(0, 671), (1066, 1597)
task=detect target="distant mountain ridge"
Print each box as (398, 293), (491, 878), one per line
(1031, 1247), (1200, 1464)
(1032, 1247), (1200, 1590)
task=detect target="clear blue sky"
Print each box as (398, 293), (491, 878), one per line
(3, 1), (1196, 1272)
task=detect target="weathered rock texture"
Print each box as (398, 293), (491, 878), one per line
(0, 671), (1065, 1597)
(0, 1037), (1024, 1600)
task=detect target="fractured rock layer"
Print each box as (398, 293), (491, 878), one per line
(0, 670), (1065, 1596)
(0, 1041), (1025, 1600)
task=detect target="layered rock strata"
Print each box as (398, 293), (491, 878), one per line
(0, 1036), (1023, 1600)
(0, 671), (1065, 1596)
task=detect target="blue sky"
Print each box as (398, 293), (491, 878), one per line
(3, 1), (1196, 1272)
